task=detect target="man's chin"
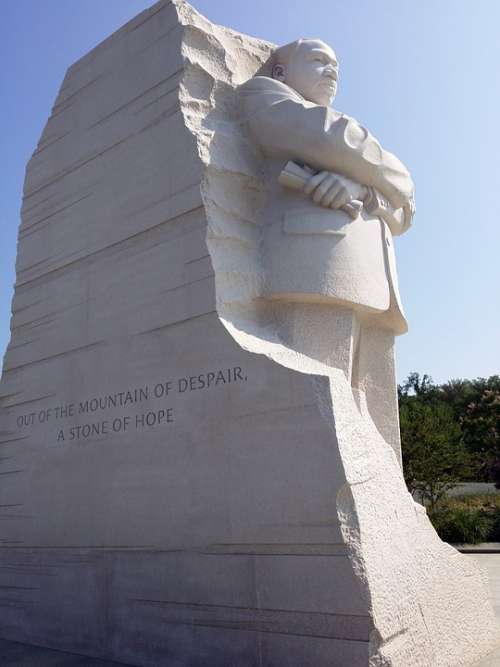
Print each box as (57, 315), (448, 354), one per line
(311, 93), (335, 107)
(293, 83), (335, 107)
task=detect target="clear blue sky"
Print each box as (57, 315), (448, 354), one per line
(1, 0), (499, 385)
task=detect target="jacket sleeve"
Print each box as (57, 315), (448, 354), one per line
(240, 77), (415, 212)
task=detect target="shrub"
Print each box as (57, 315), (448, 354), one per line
(429, 506), (492, 544)
(486, 507), (500, 542)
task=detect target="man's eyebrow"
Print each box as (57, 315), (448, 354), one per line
(309, 49), (338, 65)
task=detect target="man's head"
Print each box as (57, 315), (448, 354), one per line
(271, 39), (338, 106)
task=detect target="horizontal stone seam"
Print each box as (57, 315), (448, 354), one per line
(24, 105), (186, 201)
(26, 103), (186, 204)
(21, 191), (59, 216)
(135, 21), (181, 60)
(154, 618), (371, 642)
(0, 394), (56, 410)
(129, 0), (173, 34)
(132, 598), (370, 618)
(52, 74), (106, 116)
(2, 342), (104, 375)
(138, 308), (215, 335)
(87, 68), (183, 130)
(64, 1), (167, 78)
(11, 300), (44, 315)
(20, 193), (93, 237)
(0, 437), (30, 446)
(33, 131), (71, 157)
(125, 181), (201, 219)
(53, 7), (178, 117)
(131, 598), (371, 641)
(5, 340), (37, 352)
(0, 544), (346, 554)
(11, 302), (88, 333)
(15, 203), (204, 290)
(158, 273), (214, 296)
(197, 551), (347, 557)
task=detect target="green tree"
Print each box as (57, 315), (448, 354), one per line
(440, 376), (500, 420)
(461, 386), (500, 483)
(399, 372), (437, 400)
(400, 398), (472, 511)
(399, 373), (500, 487)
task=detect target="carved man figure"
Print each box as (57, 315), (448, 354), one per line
(240, 39), (415, 457)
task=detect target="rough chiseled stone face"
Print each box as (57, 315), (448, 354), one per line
(0, 1), (498, 666)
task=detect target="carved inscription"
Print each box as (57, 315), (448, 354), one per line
(15, 366), (247, 444)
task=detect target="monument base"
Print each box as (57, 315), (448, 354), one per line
(0, 546), (371, 667)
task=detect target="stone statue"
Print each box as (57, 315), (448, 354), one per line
(180, 15), (500, 665)
(239, 38), (416, 457)
(1, 2), (497, 664)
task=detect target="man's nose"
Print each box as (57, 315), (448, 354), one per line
(324, 64), (337, 77)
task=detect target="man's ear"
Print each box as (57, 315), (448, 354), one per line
(272, 63), (286, 82)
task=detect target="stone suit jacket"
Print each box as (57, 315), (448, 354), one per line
(239, 76), (415, 335)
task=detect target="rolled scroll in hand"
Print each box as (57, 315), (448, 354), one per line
(278, 161), (363, 220)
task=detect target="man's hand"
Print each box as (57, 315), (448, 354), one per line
(304, 171), (367, 210)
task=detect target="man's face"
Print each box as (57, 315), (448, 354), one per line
(283, 40), (339, 106)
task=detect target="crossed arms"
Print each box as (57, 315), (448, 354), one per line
(240, 76), (415, 235)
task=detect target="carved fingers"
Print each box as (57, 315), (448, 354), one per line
(303, 171), (362, 210)
(313, 175), (342, 205)
(326, 182), (351, 209)
(303, 170), (330, 197)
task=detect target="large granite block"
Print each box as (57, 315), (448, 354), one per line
(0, 1), (498, 665)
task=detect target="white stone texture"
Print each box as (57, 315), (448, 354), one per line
(180, 2), (500, 665)
(0, 3), (368, 664)
(0, 1), (497, 666)
(471, 554), (500, 665)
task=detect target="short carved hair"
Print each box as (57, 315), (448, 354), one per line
(271, 39), (334, 80)
(271, 40), (302, 79)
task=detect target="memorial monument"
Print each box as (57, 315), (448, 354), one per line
(0, 1), (498, 665)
